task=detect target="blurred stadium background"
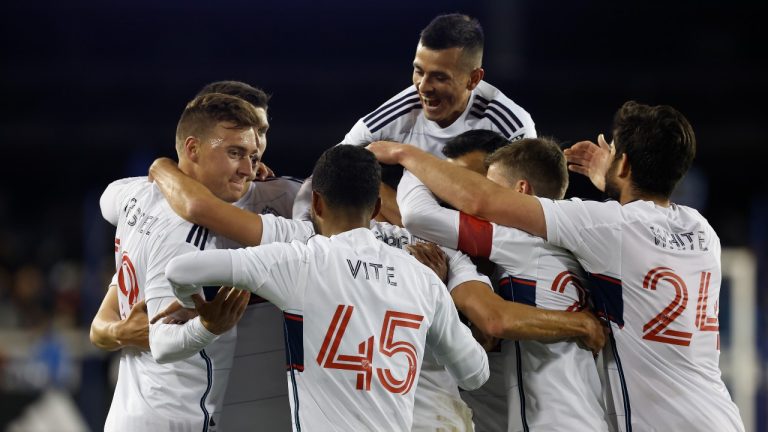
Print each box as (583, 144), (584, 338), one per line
(1, 0), (766, 430)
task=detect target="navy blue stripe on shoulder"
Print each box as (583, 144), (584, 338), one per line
(470, 109), (512, 138)
(368, 104), (422, 134)
(471, 102), (517, 136)
(475, 95), (524, 130)
(363, 89), (419, 123)
(364, 97), (421, 131)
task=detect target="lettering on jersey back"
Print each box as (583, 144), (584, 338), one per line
(346, 259), (397, 286)
(123, 197), (161, 236)
(648, 225), (708, 251)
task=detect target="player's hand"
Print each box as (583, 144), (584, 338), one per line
(116, 300), (150, 350)
(150, 301), (198, 325)
(252, 162), (275, 181)
(367, 141), (405, 165)
(563, 134), (614, 192)
(576, 310), (606, 356)
(407, 242), (449, 283)
(193, 287), (251, 335)
(148, 157), (178, 183)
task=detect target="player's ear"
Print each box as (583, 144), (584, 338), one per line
(370, 197), (382, 220)
(515, 179), (533, 196)
(467, 67), (484, 90)
(184, 136), (201, 163)
(311, 191), (324, 218)
(617, 153), (631, 179)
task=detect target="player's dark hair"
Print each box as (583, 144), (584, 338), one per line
(380, 163), (404, 190)
(419, 14), (483, 65)
(196, 80), (270, 110)
(442, 129), (508, 159)
(486, 138), (568, 199)
(312, 145), (381, 212)
(612, 101), (696, 198)
(175, 93), (262, 151)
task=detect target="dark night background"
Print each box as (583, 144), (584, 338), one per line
(0, 0), (766, 430)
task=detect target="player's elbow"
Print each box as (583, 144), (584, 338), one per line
(455, 357), (490, 391)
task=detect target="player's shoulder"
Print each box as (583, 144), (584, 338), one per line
(361, 85), (422, 134)
(470, 81), (535, 140)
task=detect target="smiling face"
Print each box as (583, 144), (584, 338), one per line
(412, 43), (480, 128)
(194, 121), (264, 203)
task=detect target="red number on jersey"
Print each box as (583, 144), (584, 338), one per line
(641, 267), (720, 348)
(316, 305), (374, 390)
(316, 305), (424, 394)
(117, 251), (140, 318)
(550, 271), (587, 312)
(376, 310), (423, 394)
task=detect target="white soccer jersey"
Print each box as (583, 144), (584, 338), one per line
(292, 81), (536, 220)
(398, 172), (609, 431)
(259, 214), (488, 431)
(100, 177), (236, 432)
(217, 177), (301, 432)
(343, 81), (537, 152)
(166, 228), (490, 431)
(540, 197), (745, 432)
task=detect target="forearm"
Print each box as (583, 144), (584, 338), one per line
(378, 184), (402, 227)
(150, 158), (264, 246)
(395, 145), (547, 238)
(454, 284), (589, 342)
(90, 284), (147, 351)
(398, 172), (459, 249)
(90, 315), (122, 351)
(149, 316), (218, 363)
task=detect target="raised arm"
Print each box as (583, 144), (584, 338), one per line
(368, 142), (547, 239)
(398, 171), (460, 249)
(149, 157), (265, 246)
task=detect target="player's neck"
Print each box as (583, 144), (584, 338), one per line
(316, 211), (370, 237)
(620, 188), (671, 208)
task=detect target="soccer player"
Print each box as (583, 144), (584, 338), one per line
(90, 80), (300, 430)
(163, 145), (490, 431)
(398, 137), (610, 431)
(98, 93), (262, 431)
(292, 13), (536, 219)
(369, 101), (745, 431)
(149, 138), (602, 432)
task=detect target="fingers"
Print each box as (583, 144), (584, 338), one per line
(191, 293), (206, 309)
(567, 164), (590, 176)
(149, 300), (181, 324)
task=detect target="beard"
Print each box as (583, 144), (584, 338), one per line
(604, 160), (622, 201)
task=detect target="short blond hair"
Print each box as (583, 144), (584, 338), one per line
(175, 93), (261, 153)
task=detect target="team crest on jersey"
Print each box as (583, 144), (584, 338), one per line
(260, 206), (279, 216)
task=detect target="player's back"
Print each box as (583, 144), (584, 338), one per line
(101, 177), (235, 431)
(287, 228), (487, 431)
(487, 224), (608, 432)
(596, 201), (743, 431)
(541, 197), (744, 432)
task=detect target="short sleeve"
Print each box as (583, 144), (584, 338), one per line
(100, 176), (147, 226)
(538, 197), (623, 275)
(260, 214), (314, 244)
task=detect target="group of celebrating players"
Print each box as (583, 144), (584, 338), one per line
(89, 13), (746, 432)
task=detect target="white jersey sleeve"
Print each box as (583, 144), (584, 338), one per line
(340, 118), (373, 145)
(259, 213), (314, 244)
(166, 245), (307, 312)
(398, 170), (460, 249)
(426, 272), (490, 391)
(100, 176), (147, 226)
(538, 197), (622, 276)
(444, 248), (492, 292)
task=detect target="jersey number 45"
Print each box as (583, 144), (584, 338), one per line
(316, 305), (424, 395)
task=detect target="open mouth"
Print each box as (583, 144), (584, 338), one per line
(421, 96), (441, 111)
